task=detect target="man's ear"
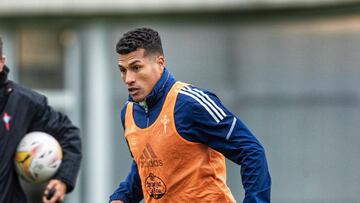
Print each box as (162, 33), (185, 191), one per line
(157, 55), (165, 68)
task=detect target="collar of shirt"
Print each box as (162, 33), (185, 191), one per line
(0, 66), (10, 106)
(0, 65), (9, 88)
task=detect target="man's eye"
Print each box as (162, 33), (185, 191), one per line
(120, 69), (126, 73)
(133, 66), (140, 71)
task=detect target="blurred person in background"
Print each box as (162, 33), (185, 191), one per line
(109, 27), (271, 203)
(0, 36), (82, 203)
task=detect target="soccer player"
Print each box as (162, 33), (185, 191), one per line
(109, 27), (271, 203)
(0, 36), (82, 203)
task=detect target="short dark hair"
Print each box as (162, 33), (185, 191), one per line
(0, 36), (3, 57)
(116, 27), (163, 56)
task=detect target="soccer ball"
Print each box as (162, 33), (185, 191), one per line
(14, 131), (63, 184)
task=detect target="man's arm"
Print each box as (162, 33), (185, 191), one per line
(109, 103), (143, 203)
(202, 116), (271, 203)
(28, 96), (82, 202)
(109, 161), (143, 203)
(176, 86), (271, 202)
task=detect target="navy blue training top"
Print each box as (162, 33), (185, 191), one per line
(110, 68), (271, 203)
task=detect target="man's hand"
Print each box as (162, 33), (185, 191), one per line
(42, 179), (67, 203)
(111, 201), (125, 203)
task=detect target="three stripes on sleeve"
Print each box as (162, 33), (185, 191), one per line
(179, 86), (226, 123)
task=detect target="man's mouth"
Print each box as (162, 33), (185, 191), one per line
(128, 87), (139, 95)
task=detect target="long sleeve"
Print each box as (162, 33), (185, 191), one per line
(109, 105), (144, 203)
(175, 85), (271, 202)
(109, 161), (144, 203)
(28, 96), (82, 193)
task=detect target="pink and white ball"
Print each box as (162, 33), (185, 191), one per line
(14, 131), (63, 184)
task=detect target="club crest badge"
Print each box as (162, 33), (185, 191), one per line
(145, 173), (166, 199)
(2, 112), (12, 131)
(160, 114), (169, 135)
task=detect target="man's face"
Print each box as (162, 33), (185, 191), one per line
(118, 48), (164, 102)
(0, 56), (5, 73)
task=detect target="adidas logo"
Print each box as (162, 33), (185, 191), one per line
(139, 143), (164, 168)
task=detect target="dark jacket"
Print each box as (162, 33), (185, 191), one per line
(0, 66), (82, 203)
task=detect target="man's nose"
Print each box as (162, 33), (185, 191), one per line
(125, 72), (135, 84)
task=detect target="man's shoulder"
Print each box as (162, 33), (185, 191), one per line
(120, 101), (130, 111)
(8, 80), (46, 105)
(120, 101), (130, 117)
(177, 84), (227, 123)
(177, 84), (219, 107)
